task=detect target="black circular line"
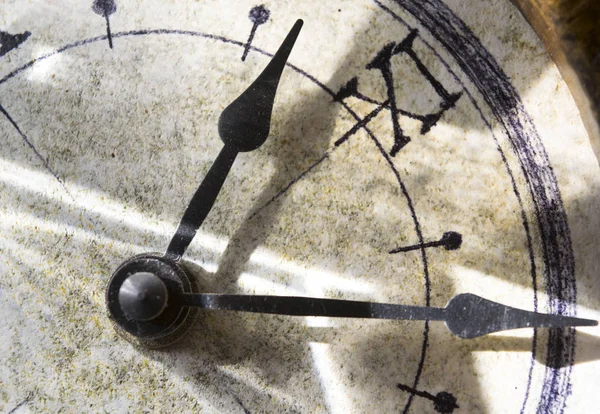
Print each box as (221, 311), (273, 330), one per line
(386, 1), (577, 413)
(364, 124), (432, 414)
(374, 1), (539, 411)
(372, 2), (541, 411)
(0, 30), (247, 86)
(0, 28), (433, 411)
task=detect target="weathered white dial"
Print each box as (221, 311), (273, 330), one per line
(1, 0), (598, 412)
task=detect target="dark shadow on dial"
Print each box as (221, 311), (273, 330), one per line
(205, 10), (484, 412)
(211, 77), (338, 291)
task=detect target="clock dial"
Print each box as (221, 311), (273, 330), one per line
(1, 0), (599, 413)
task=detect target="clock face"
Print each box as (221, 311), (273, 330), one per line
(1, 0), (599, 413)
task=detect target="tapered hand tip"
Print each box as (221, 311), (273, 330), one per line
(218, 19), (303, 152)
(445, 293), (598, 339)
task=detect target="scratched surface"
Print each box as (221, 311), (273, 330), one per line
(0, 0), (599, 413)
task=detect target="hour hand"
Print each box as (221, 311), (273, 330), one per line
(165, 20), (303, 260)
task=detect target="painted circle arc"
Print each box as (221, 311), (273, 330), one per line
(0, 2), (576, 413)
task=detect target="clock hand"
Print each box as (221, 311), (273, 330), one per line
(117, 271), (597, 339)
(165, 19), (304, 260)
(177, 292), (596, 339)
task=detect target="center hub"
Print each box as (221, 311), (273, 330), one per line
(106, 253), (198, 348)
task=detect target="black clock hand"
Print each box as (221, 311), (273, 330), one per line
(177, 292), (596, 339)
(165, 19), (304, 260)
(116, 270), (597, 339)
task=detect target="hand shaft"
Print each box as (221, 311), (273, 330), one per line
(182, 293), (446, 320)
(165, 20), (303, 260)
(166, 145), (237, 260)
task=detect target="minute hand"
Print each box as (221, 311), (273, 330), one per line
(180, 292), (597, 339)
(166, 19), (304, 260)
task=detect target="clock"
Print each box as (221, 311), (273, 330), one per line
(1, 0), (598, 413)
